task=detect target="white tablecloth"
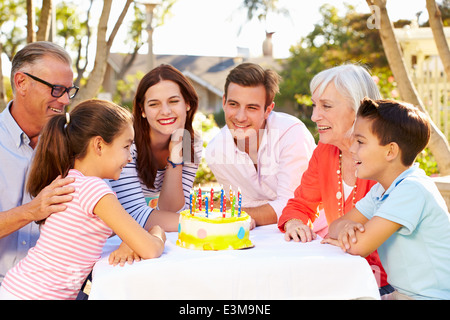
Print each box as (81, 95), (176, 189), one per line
(89, 224), (380, 300)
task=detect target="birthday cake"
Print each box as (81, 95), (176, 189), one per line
(176, 187), (253, 250)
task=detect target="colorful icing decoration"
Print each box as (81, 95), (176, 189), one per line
(237, 226), (245, 240)
(197, 228), (207, 239)
(176, 209), (253, 251)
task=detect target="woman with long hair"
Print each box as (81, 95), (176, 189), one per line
(109, 64), (202, 232)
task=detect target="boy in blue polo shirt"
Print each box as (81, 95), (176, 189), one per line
(323, 98), (450, 300)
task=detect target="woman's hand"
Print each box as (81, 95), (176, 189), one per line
(283, 219), (317, 243)
(168, 128), (185, 164)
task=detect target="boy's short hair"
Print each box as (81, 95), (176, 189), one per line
(224, 62), (281, 109)
(357, 98), (431, 166)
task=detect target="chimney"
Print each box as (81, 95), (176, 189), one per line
(262, 31), (274, 57)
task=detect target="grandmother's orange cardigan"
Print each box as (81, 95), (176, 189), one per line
(278, 142), (388, 287)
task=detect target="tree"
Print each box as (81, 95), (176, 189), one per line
(277, 4), (392, 111)
(71, 0), (133, 106)
(26, 0), (35, 42)
(118, 0), (177, 78)
(56, 0), (94, 87)
(427, 0), (450, 81)
(241, 0), (289, 22)
(366, 0), (450, 175)
(0, 0), (27, 111)
(36, 0), (52, 41)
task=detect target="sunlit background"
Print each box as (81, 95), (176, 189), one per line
(1, 0), (429, 74)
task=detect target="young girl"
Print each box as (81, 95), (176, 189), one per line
(0, 99), (166, 300)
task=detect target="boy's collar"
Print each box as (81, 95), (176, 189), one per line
(377, 164), (419, 201)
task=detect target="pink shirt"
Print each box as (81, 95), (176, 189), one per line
(205, 111), (316, 218)
(1, 170), (113, 300)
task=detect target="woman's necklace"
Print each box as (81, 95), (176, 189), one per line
(336, 151), (357, 217)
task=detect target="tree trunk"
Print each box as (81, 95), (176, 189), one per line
(366, 0), (450, 175)
(36, 0), (52, 41)
(426, 0), (450, 82)
(26, 0), (36, 43)
(70, 0), (133, 107)
(74, 0), (94, 87)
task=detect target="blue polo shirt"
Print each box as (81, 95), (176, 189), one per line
(356, 164), (450, 300)
(0, 102), (40, 284)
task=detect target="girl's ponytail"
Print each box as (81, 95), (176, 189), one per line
(26, 99), (132, 199)
(27, 113), (73, 198)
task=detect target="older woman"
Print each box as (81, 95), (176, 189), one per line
(278, 63), (392, 293)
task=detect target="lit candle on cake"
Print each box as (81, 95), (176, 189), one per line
(198, 185), (202, 211)
(231, 195), (236, 217)
(229, 186), (233, 205)
(210, 185), (214, 212)
(223, 194), (227, 218)
(238, 191), (242, 217)
(193, 188), (196, 214)
(205, 196), (209, 217)
(189, 190), (193, 215)
(220, 185), (224, 213)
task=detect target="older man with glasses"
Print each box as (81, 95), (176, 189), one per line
(0, 41), (77, 286)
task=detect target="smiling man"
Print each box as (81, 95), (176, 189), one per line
(205, 63), (316, 226)
(0, 42), (77, 285)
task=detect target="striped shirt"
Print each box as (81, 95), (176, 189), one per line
(1, 170), (113, 300)
(108, 140), (202, 226)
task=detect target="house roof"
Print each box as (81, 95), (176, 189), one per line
(108, 53), (283, 97)
(394, 26), (450, 56)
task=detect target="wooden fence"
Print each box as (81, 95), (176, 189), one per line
(412, 55), (450, 140)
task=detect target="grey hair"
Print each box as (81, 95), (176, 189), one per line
(310, 63), (382, 111)
(10, 41), (72, 93)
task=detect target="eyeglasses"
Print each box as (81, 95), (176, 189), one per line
(24, 72), (79, 99)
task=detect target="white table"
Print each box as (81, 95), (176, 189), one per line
(89, 224), (380, 300)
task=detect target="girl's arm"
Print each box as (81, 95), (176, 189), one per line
(323, 207), (402, 257)
(94, 194), (165, 260)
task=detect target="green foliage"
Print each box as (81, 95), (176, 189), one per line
(277, 44), (325, 106)
(212, 109), (225, 128)
(278, 3), (444, 176)
(417, 148), (439, 176)
(0, 0), (27, 61)
(113, 71), (145, 106)
(194, 158), (217, 186)
(192, 112), (220, 185)
(279, 3), (389, 108)
(371, 67), (398, 99)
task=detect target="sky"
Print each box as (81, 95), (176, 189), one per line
(135, 0), (430, 59)
(1, 0), (431, 74)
